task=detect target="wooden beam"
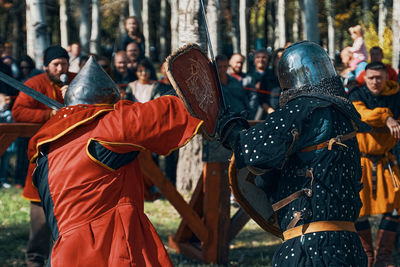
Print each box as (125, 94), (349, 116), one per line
(0, 123), (41, 136)
(138, 152), (209, 243)
(228, 208), (250, 243)
(173, 175), (204, 243)
(0, 123), (42, 156)
(168, 236), (204, 262)
(202, 162), (230, 264)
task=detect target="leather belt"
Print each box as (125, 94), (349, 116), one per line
(301, 131), (356, 152)
(283, 220), (356, 241)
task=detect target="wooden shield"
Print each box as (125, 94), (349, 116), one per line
(229, 155), (283, 239)
(166, 44), (222, 139)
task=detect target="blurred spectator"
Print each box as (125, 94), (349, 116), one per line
(97, 55), (113, 78)
(228, 53), (246, 81)
(0, 92), (14, 188)
(112, 50), (136, 86)
(78, 54), (97, 70)
(126, 41), (157, 80)
(340, 47), (367, 92)
(0, 59), (17, 97)
(154, 61), (174, 97)
(1, 42), (19, 78)
(17, 55), (42, 82)
(259, 48), (285, 115)
(356, 46), (398, 86)
(245, 49), (269, 119)
(68, 42), (81, 73)
(121, 16), (145, 54)
(216, 55), (249, 115)
(125, 59), (157, 102)
(2, 55), (20, 78)
(348, 25), (368, 71)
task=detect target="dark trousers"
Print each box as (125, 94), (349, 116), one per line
(26, 202), (51, 267)
(15, 137), (29, 186)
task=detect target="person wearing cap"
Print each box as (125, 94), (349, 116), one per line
(27, 57), (202, 266)
(349, 61), (400, 267)
(217, 41), (369, 266)
(11, 44), (75, 267)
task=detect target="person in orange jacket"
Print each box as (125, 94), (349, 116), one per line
(27, 57), (202, 266)
(349, 62), (400, 267)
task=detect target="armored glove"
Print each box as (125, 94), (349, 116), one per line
(217, 109), (249, 150)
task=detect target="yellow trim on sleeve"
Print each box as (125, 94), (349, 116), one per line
(164, 120), (204, 156)
(31, 108), (114, 162)
(85, 138), (147, 171)
(86, 139), (117, 172)
(22, 195), (41, 202)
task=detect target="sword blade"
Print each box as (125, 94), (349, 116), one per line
(199, 0), (226, 110)
(0, 71), (63, 110)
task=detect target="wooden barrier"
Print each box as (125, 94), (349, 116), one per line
(0, 123), (41, 156)
(139, 151), (251, 264)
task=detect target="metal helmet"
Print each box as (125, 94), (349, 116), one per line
(64, 56), (120, 106)
(278, 41), (337, 90)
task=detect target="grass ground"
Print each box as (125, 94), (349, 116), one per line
(2, 187), (399, 267)
(0, 187), (281, 266)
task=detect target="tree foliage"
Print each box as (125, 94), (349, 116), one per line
(364, 22), (393, 64)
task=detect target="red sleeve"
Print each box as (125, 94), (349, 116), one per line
(96, 96), (203, 155)
(387, 65), (398, 82)
(356, 70), (365, 86)
(12, 91), (52, 123)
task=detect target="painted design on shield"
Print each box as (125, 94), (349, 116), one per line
(185, 57), (215, 112)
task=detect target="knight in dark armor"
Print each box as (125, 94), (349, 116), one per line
(219, 41), (369, 266)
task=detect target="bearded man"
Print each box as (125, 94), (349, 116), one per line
(12, 44), (75, 267)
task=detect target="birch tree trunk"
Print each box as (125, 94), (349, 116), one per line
(128, 0), (142, 21)
(275, 0), (286, 48)
(79, 0), (91, 54)
(169, 0), (179, 52)
(142, 0), (150, 57)
(392, 0), (400, 70)
(325, 0), (335, 59)
(266, 1), (275, 49)
(303, 0), (319, 44)
(159, 0), (168, 61)
(378, 0), (387, 46)
(239, 0), (247, 71)
(59, 0), (69, 49)
(292, 0), (300, 42)
(300, 0), (306, 40)
(12, 0), (23, 59)
(26, 1), (34, 59)
(363, 0), (369, 26)
(26, 0), (49, 69)
(230, 0), (240, 53)
(89, 0), (100, 55)
(175, 0), (205, 194)
(178, 0), (205, 48)
(207, 0), (221, 55)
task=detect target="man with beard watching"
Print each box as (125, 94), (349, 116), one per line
(12, 44), (75, 267)
(125, 41), (157, 80)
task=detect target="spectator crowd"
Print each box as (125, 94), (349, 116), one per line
(0, 19), (400, 267)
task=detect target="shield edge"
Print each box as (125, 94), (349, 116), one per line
(228, 155), (283, 239)
(166, 43), (217, 139)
